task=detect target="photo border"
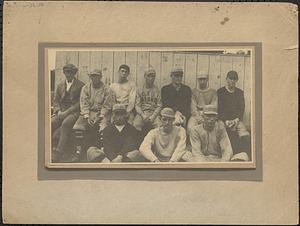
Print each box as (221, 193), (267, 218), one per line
(38, 42), (262, 180)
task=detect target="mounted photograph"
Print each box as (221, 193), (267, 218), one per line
(43, 44), (257, 168)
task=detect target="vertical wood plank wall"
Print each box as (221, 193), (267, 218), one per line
(55, 51), (252, 129)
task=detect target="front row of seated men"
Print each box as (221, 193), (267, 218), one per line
(51, 63), (251, 163)
(87, 104), (246, 163)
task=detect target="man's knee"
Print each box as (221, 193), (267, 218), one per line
(153, 117), (161, 128)
(61, 115), (77, 129)
(237, 122), (250, 137)
(127, 112), (135, 125)
(133, 115), (144, 130)
(73, 116), (87, 131)
(187, 117), (197, 134)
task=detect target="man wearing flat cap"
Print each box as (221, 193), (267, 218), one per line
(187, 73), (218, 135)
(72, 69), (114, 161)
(86, 104), (145, 163)
(110, 64), (137, 125)
(139, 107), (193, 162)
(52, 63), (85, 162)
(161, 67), (192, 127)
(133, 68), (162, 135)
(189, 105), (238, 162)
(217, 70), (251, 160)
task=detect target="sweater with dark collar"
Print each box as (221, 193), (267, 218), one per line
(102, 123), (142, 161)
(217, 86), (245, 121)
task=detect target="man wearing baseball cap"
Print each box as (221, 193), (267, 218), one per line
(51, 63), (85, 162)
(133, 68), (162, 135)
(161, 67), (192, 127)
(189, 105), (249, 162)
(72, 69), (114, 162)
(217, 70), (251, 160)
(187, 73), (218, 135)
(110, 64), (137, 125)
(139, 107), (193, 162)
(86, 104), (145, 163)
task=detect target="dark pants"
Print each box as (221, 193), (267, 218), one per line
(51, 112), (79, 154)
(227, 129), (251, 161)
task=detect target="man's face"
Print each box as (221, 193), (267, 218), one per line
(203, 114), (218, 131)
(198, 78), (208, 89)
(118, 68), (129, 82)
(160, 116), (175, 133)
(226, 77), (238, 89)
(171, 73), (183, 85)
(145, 73), (156, 86)
(112, 111), (127, 126)
(90, 74), (102, 86)
(63, 69), (76, 82)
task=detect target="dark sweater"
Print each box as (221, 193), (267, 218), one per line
(161, 83), (192, 119)
(103, 123), (142, 161)
(217, 86), (245, 121)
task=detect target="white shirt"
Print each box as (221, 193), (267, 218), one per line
(115, 125), (125, 132)
(66, 79), (74, 92)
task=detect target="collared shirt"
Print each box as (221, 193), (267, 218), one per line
(65, 79), (74, 92)
(115, 125), (125, 132)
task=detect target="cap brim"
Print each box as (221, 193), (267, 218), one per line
(227, 76), (238, 80)
(203, 111), (218, 115)
(161, 114), (175, 118)
(88, 73), (101, 76)
(113, 109), (126, 113)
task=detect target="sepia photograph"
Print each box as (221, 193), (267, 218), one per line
(4, 1), (297, 224)
(44, 45), (256, 168)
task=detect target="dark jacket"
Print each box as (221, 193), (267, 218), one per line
(217, 86), (245, 121)
(161, 83), (192, 119)
(53, 78), (85, 115)
(103, 123), (142, 161)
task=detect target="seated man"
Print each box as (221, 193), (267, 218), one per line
(190, 105), (249, 162)
(187, 73), (217, 134)
(86, 104), (145, 163)
(133, 68), (162, 135)
(73, 69), (113, 162)
(161, 67), (192, 127)
(139, 108), (193, 162)
(217, 70), (251, 160)
(110, 64), (137, 125)
(51, 63), (85, 162)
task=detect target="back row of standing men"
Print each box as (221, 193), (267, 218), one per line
(51, 63), (251, 163)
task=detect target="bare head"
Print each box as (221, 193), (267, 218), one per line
(118, 64), (130, 83)
(226, 70), (238, 90)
